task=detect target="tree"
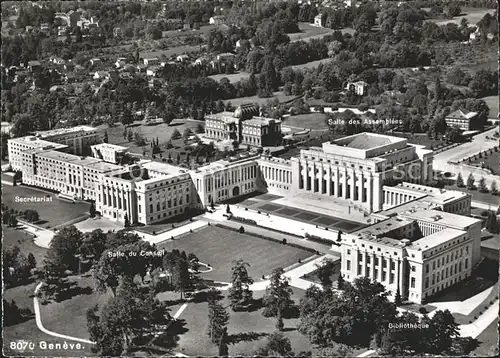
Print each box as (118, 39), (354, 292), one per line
(478, 177), (488, 193)
(79, 229), (107, 262)
(207, 294), (229, 345)
(172, 253), (190, 299)
(394, 287), (402, 306)
(262, 268), (294, 331)
(3, 246), (32, 286)
(45, 226), (83, 273)
(171, 129), (182, 140)
(27, 253), (37, 269)
(210, 197), (215, 210)
(298, 277), (396, 348)
(8, 214), (18, 227)
(103, 131), (109, 143)
(228, 260), (254, 311)
(485, 212), (499, 234)
(456, 172), (464, 187)
(176, 153), (181, 164)
(124, 213), (130, 228)
(466, 173), (476, 190)
(23, 209), (39, 222)
(490, 180), (498, 195)
(226, 204), (231, 214)
(315, 258), (336, 290)
(337, 273), (345, 290)
(89, 201), (96, 218)
(425, 309), (459, 353)
(254, 331), (294, 356)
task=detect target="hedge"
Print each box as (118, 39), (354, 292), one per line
(304, 233), (334, 245)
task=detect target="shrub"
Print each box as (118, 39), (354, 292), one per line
(282, 238), (287, 245)
(152, 231), (156, 235)
(238, 226), (245, 233)
(419, 307), (428, 314)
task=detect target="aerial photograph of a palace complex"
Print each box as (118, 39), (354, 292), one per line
(2, 0), (499, 357)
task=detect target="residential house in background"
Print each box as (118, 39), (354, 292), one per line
(143, 57), (159, 66)
(209, 15), (226, 25)
(345, 80), (368, 96)
(445, 109), (479, 131)
(90, 58), (102, 66)
(314, 13), (323, 27)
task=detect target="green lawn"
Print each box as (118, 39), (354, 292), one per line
(2, 185), (90, 229)
(3, 226), (48, 267)
(481, 96), (499, 120)
(426, 8), (494, 26)
(3, 278), (102, 357)
(282, 113), (329, 130)
(444, 184), (500, 206)
(468, 150), (500, 175)
(471, 318), (499, 357)
(209, 72), (250, 84)
(224, 92), (298, 106)
(174, 288), (312, 356)
(158, 226), (314, 283)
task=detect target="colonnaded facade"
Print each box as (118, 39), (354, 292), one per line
(8, 128), (485, 303)
(9, 131), (436, 224)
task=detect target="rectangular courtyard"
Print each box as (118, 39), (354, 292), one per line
(157, 226), (314, 282)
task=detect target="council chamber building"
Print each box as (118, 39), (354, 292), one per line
(8, 129), (482, 303)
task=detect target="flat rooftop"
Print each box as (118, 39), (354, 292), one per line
(35, 125), (97, 137)
(352, 216), (413, 238)
(244, 117), (280, 126)
(193, 154), (258, 173)
(206, 111), (239, 124)
(91, 143), (129, 151)
(140, 160), (189, 176)
(84, 161), (122, 172)
(409, 228), (466, 251)
(9, 136), (68, 149)
(396, 183), (468, 204)
(400, 208), (481, 229)
(357, 233), (403, 248)
(36, 150), (81, 162)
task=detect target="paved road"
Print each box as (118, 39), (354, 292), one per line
(433, 128), (500, 186)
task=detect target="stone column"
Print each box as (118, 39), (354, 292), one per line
(362, 251), (367, 277)
(342, 169), (348, 199)
(311, 162), (316, 192)
(327, 166), (332, 195)
(377, 254), (382, 282)
(359, 172), (364, 203)
(318, 165), (323, 194)
(372, 252), (376, 281)
(302, 161), (308, 191)
(350, 170), (355, 201)
(367, 176), (373, 212)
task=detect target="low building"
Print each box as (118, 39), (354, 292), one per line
(93, 71), (109, 80)
(176, 55), (189, 63)
(90, 58), (101, 66)
(209, 15), (226, 25)
(91, 143), (128, 164)
(345, 80), (368, 96)
(143, 57), (159, 67)
(314, 13), (323, 27)
(445, 109), (479, 131)
(27, 61), (41, 73)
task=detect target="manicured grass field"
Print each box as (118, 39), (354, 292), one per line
(158, 226), (314, 282)
(174, 288), (312, 356)
(444, 184), (500, 206)
(426, 8), (494, 26)
(2, 185), (90, 229)
(481, 96), (499, 120)
(3, 277), (102, 357)
(471, 318), (499, 357)
(468, 151), (500, 175)
(3, 226), (48, 267)
(209, 71), (250, 84)
(282, 113), (329, 130)
(223, 92), (298, 106)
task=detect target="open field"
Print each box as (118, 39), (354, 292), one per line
(209, 71), (250, 84)
(444, 184), (500, 206)
(426, 8), (494, 26)
(468, 151), (500, 175)
(290, 58), (331, 71)
(288, 22), (333, 42)
(98, 119), (202, 155)
(158, 226), (314, 282)
(2, 185), (90, 229)
(3, 226), (48, 267)
(282, 113), (329, 130)
(471, 318), (499, 357)
(481, 96), (499, 120)
(224, 92), (298, 107)
(3, 278), (100, 356)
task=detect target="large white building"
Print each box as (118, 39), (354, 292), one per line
(340, 183), (480, 304)
(8, 129), (484, 302)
